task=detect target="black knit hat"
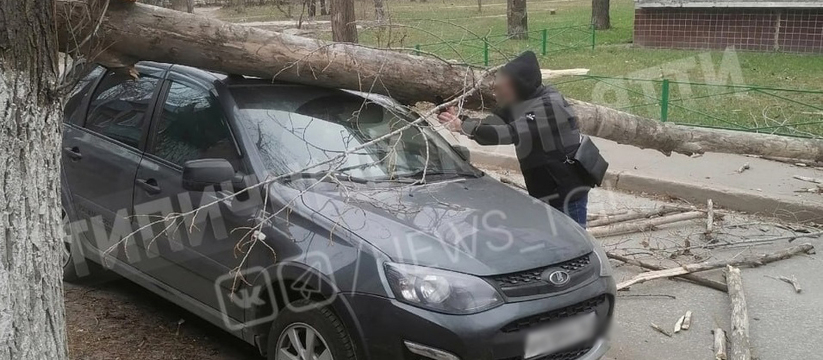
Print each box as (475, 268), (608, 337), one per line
(500, 51), (542, 100)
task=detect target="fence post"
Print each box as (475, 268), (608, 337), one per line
(483, 38), (489, 66)
(660, 79), (670, 122)
(414, 44), (420, 56)
(541, 29), (548, 55)
(590, 25), (596, 50)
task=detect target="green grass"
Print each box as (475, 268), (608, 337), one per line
(213, 0), (823, 136)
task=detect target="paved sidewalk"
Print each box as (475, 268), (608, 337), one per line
(442, 129), (823, 223)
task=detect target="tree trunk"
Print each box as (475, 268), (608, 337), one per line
(507, 0), (528, 40)
(373, 0), (386, 22)
(0, 0), (69, 359)
(591, 0), (610, 30)
(171, 0), (188, 11)
(187, 0), (195, 13)
(307, 0), (317, 18)
(478, 0), (482, 13)
(331, 0), (358, 42)
(319, 0), (328, 15)
(59, 2), (823, 161)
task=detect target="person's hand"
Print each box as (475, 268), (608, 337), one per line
(436, 106), (462, 132)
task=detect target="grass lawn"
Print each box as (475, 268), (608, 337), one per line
(213, 0), (823, 136)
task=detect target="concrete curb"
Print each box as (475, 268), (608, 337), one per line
(469, 150), (823, 223)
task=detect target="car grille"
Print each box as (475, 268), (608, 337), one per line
(488, 253), (594, 298)
(500, 295), (607, 333)
(497, 344), (593, 360)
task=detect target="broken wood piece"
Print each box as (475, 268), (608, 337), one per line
(615, 244), (814, 290)
(499, 176), (526, 191)
(587, 209), (629, 221)
(650, 323), (672, 337)
(767, 275), (802, 293)
(587, 206), (685, 228)
(706, 199), (715, 238)
(692, 230), (823, 250)
(674, 315), (685, 333)
(540, 68), (589, 79)
(713, 328), (728, 360)
(726, 266), (751, 360)
(682, 310), (692, 330)
(607, 252), (728, 292)
(589, 211), (704, 238)
(793, 175), (823, 185)
(737, 163), (750, 173)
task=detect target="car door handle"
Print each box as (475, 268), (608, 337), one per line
(63, 146), (82, 161)
(136, 178), (162, 195)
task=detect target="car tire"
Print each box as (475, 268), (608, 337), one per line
(61, 208), (101, 283)
(267, 299), (356, 360)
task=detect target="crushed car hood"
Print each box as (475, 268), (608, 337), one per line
(276, 176), (593, 276)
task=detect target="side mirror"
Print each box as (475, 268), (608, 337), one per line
(182, 159), (236, 191)
(453, 145), (471, 162)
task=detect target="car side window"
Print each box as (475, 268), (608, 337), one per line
(150, 80), (240, 169)
(85, 71), (161, 148)
(64, 66), (105, 124)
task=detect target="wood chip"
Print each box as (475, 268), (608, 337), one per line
(674, 315), (685, 333)
(682, 311), (692, 330)
(737, 163), (750, 173)
(650, 323), (672, 337)
(767, 275), (802, 293)
(713, 328), (727, 360)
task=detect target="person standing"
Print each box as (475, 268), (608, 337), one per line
(437, 51), (594, 227)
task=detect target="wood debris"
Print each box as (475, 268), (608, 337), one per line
(616, 244), (814, 290)
(673, 315), (685, 333)
(589, 211), (704, 238)
(793, 174), (823, 185)
(767, 274), (802, 293)
(713, 328), (728, 360)
(705, 199), (715, 239)
(682, 310), (692, 330)
(607, 252), (728, 292)
(650, 323), (672, 337)
(737, 163), (750, 173)
(726, 266), (751, 360)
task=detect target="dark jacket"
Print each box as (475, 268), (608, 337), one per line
(461, 52), (591, 208)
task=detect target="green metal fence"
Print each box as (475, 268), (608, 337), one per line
(413, 24), (595, 66)
(552, 75), (823, 138)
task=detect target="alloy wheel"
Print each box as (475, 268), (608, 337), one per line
(61, 209), (72, 269)
(276, 323), (333, 360)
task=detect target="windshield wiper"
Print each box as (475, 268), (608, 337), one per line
(281, 171), (370, 184)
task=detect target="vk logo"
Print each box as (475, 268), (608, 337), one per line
(230, 286), (267, 309)
(215, 266), (277, 331)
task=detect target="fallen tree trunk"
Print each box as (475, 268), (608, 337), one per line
(59, 1), (823, 161)
(587, 206), (684, 228)
(616, 244), (814, 290)
(726, 266), (751, 360)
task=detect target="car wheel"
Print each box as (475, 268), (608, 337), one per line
(267, 299), (356, 360)
(61, 208), (96, 283)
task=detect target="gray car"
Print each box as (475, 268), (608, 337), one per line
(61, 62), (616, 360)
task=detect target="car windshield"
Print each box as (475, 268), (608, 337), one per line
(231, 85), (476, 181)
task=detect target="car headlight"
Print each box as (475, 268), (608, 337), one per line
(384, 263), (504, 315)
(588, 235), (614, 277)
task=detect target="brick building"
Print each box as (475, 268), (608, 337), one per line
(633, 0), (823, 53)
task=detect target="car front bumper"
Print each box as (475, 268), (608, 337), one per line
(336, 276), (616, 360)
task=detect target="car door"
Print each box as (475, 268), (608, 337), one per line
(132, 70), (249, 319)
(62, 65), (165, 265)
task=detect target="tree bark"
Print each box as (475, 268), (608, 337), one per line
(331, 0), (358, 42)
(373, 0), (386, 22)
(726, 266), (752, 360)
(307, 0), (317, 18)
(0, 0), (69, 359)
(591, 0), (610, 30)
(59, 2), (823, 161)
(319, 0), (328, 15)
(507, 0), (528, 39)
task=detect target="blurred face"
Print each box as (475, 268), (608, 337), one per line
(493, 73), (519, 106)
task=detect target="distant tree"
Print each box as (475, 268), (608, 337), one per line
(320, 0), (328, 15)
(331, 0), (358, 42)
(592, 0), (610, 30)
(507, 0), (528, 39)
(373, 0), (385, 22)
